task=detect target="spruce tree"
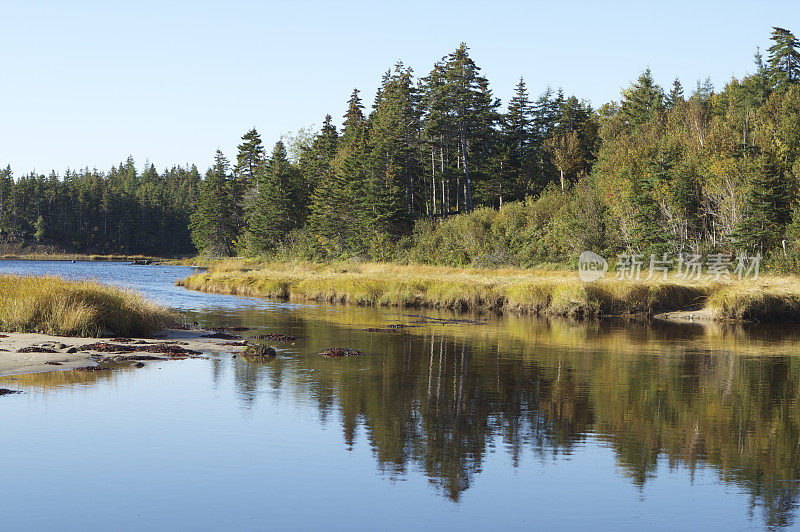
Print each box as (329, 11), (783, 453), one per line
(499, 77), (534, 201)
(421, 43), (499, 212)
(620, 69), (664, 127)
(234, 128), (266, 188)
(665, 78), (684, 109)
(246, 141), (297, 253)
(735, 154), (793, 252)
(368, 62), (421, 230)
(189, 150), (237, 256)
(768, 27), (800, 90)
(232, 128), (265, 236)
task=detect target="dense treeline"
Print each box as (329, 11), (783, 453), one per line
(0, 157), (200, 254)
(186, 27), (800, 268)
(5, 28), (800, 264)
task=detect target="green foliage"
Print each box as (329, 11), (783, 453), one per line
(408, 183), (613, 267)
(246, 142), (299, 253)
(9, 28), (800, 271)
(735, 154), (793, 251)
(190, 151), (238, 256)
(768, 27), (800, 90)
(0, 160), (199, 255)
(620, 68), (664, 128)
(33, 215), (45, 242)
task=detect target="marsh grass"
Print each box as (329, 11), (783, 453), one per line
(0, 275), (175, 336)
(181, 260), (781, 318)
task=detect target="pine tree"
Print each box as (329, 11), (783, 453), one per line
(342, 88), (366, 143)
(232, 128), (265, 236)
(368, 62), (421, 230)
(189, 150), (237, 256)
(531, 87), (560, 192)
(768, 27), (800, 90)
(630, 164), (667, 253)
(620, 69), (664, 127)
(34, 215), (46, 242)
(665, 78), (684, 109)
(692, 77), (714, 102)
(672, 165), (700, 241)
(735, 154), (793, 252)
(246, 142), (297, 253)
(499, 77), (534, 202)
(421, 43), (499, 212)
(750, 47), (772, 105)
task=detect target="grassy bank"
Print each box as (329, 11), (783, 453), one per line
(176, 260), (800, 322)
(0, 275), (174, 336)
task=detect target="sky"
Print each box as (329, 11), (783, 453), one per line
(1, 0), (798, 175)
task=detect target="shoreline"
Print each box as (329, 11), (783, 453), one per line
(0, 253), (195, 264)
(0, 328), (246, 377)
(176, 260), (800, 323)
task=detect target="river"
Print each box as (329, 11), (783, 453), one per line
(0, 260), (798, 530)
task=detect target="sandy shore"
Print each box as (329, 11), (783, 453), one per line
(0, 329), (246, 377)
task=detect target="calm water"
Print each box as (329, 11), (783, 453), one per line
(1, 261), (800, 530)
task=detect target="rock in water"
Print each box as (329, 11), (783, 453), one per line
(241, 344), (277, 361)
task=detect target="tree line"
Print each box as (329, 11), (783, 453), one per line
(0, 158), (200, 254)
(4, 27), (800, 263)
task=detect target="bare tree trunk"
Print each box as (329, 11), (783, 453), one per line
(431, 149), (436, 215)
(460, 126), (473, 211)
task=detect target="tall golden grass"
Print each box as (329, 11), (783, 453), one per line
(0, 275), (174, 336)
(177, 260), (800, 322)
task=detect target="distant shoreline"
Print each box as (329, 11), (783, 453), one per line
(0, 253), (182, 263)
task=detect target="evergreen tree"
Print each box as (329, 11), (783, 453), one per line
(234, 128), (266, 187)
(421, 43), (499, 212)
(620, 68), (664, 127)
(672, 165), (701, 242)
(748, 48), (773, 105)
(190, 150), (237, 256)
(735, 154), (793, 252)
(665, 78), (684, 109)
(232, 128), (265, 236)
(246, 142), (297, 253)
(368, 62), (421, 230)
(768, 27), (800, 90)
(499, 77), (534, 202)
(630, 163), (667, 252)
(342, 89), (366, 142)
(34, 215), (46, 242)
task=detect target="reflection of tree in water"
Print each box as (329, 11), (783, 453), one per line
(226, 315), (800, 526)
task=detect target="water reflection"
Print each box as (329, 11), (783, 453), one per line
(181, 307), (800, 527)
(3, 261), (800, 528)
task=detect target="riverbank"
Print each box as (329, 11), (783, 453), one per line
(0, 328), (247, 377)
(0, 274), (175, 336)
(176, 260), (800, 322)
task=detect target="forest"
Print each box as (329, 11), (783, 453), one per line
(3, 27), (800, 268)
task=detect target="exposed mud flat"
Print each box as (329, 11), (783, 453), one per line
(0, 328), (247, 377)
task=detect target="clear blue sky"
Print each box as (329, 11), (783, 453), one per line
(1, 0), (797, 175)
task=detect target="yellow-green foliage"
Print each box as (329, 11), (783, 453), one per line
(0, 275), (174, 336)
(180, 260), (764, 318)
